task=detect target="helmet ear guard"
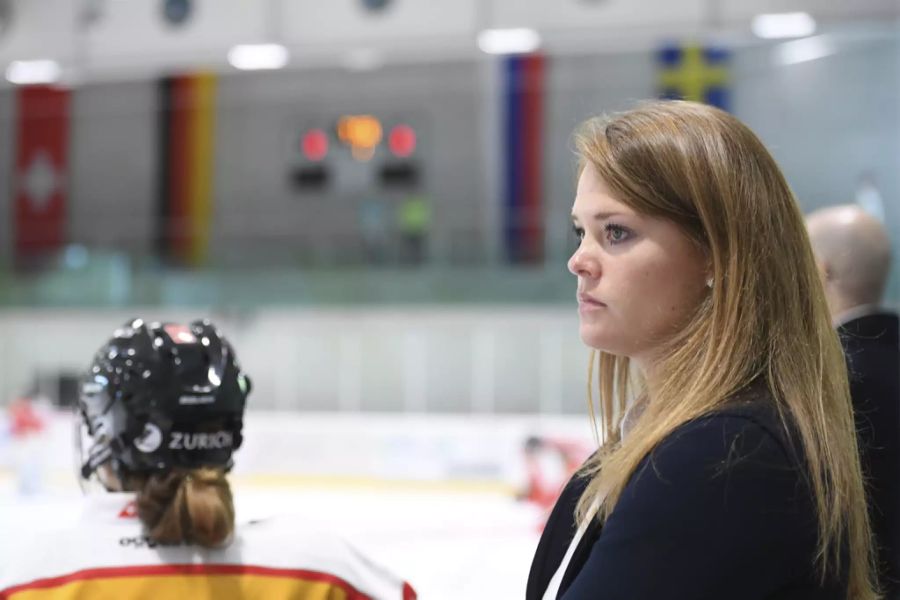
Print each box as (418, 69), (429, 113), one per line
(77, 318), (251, 484)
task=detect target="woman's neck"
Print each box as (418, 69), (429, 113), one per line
(631, 356), (660, 401)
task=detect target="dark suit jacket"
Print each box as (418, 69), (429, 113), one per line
(526, 399), (849, 600)
(840, 311), (900, 599)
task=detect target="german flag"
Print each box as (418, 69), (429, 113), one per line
(156, 73), (216, 266)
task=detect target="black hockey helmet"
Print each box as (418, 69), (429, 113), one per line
(78, 318), (251, 482)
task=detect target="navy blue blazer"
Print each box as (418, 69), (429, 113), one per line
(526, 398), (849, 599)
(840, 311), (900, 599)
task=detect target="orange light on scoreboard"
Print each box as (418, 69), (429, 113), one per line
(336, 114), (382, 161)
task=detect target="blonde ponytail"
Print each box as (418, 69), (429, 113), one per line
(135, 467), (235, 548)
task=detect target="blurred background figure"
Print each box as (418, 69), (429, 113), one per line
(807, 205), (900, 598)
(519, 435), (591, 520)
(6, 395), (48, 495)
(0, 318), (416, 599)
(396, 192), (430, 265)
(518, 434), (592, 543)
(358, 194), (390, 264)
(0, 0), (899, 597)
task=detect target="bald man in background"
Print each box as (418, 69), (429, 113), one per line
(807, 205), (900, 598)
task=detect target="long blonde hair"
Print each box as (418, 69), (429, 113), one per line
(573, 100), (877, 599)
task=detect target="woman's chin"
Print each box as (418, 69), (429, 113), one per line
(579, 327), (617, 353)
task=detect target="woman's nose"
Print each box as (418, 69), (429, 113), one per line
(568, 246), (599, 278)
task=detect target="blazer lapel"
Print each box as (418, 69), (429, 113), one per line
(526, 474), (589, 599)
(557, 518), (603, 597)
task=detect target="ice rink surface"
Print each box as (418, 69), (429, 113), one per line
(0, 476), (545, 599)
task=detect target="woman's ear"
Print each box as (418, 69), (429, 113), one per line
(813, 258), (833, 284)
(821, 261), (834, 283)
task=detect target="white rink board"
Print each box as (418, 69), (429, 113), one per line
(0, 409), (595, 486)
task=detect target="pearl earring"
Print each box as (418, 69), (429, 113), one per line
(706, 276), (714, 288)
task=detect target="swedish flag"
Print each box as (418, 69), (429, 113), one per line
(658, 44), (731, 110)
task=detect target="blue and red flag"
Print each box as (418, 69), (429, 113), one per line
(503, 54), (545, 264)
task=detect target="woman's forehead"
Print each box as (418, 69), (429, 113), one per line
(576, 162), (606, 195)
(572, 181), (635, 218)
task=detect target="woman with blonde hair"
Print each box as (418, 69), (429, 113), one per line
(526, 101), (878, 599)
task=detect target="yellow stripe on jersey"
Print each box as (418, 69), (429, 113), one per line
(5, 569), (367, 600)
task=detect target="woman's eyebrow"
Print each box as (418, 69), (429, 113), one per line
(591, 211), (628, 220)
(571, 211), (630, 222)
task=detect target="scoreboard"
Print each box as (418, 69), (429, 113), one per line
(289, 114), (423, 195)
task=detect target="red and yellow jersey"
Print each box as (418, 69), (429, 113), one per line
(0, 494), (416, 600)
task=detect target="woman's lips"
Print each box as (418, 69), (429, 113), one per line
(577, 293), (606, 310)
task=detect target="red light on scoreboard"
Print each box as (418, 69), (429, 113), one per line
(301, 129), (328, 161)
(388, 124), (416, 158)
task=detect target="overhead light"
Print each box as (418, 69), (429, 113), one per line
(5, 59), (62, 85)
(227, 43), (288, 71)
(752, 12), (816, 39)
(775, 35), (836, 65)
(477, 28), (541, 55)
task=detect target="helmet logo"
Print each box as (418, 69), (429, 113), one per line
(179, 394), (215, 405)
(134, 423), (163, 453)
(169, 431), (234, 450)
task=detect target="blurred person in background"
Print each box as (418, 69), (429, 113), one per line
(807, 205), (899, 599)
(6, 395), (48, 495)
(527, 101), (878, 599)
(0, 318), (416, 600)
(519, 436), (592, 528)
(359, 194), (391, 264)
(397, 193), (431, 265)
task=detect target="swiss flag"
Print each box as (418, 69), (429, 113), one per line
(13, 86), (71, 261)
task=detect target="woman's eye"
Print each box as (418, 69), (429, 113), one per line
(605, 224), (631, 244)
(572, 225), (585, 242)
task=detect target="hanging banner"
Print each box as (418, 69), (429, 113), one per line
(503, 54), (545, 264)
(13, 86), (71, 261)
(658, 44), (731, 111)
(156, 73), (216, 266)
